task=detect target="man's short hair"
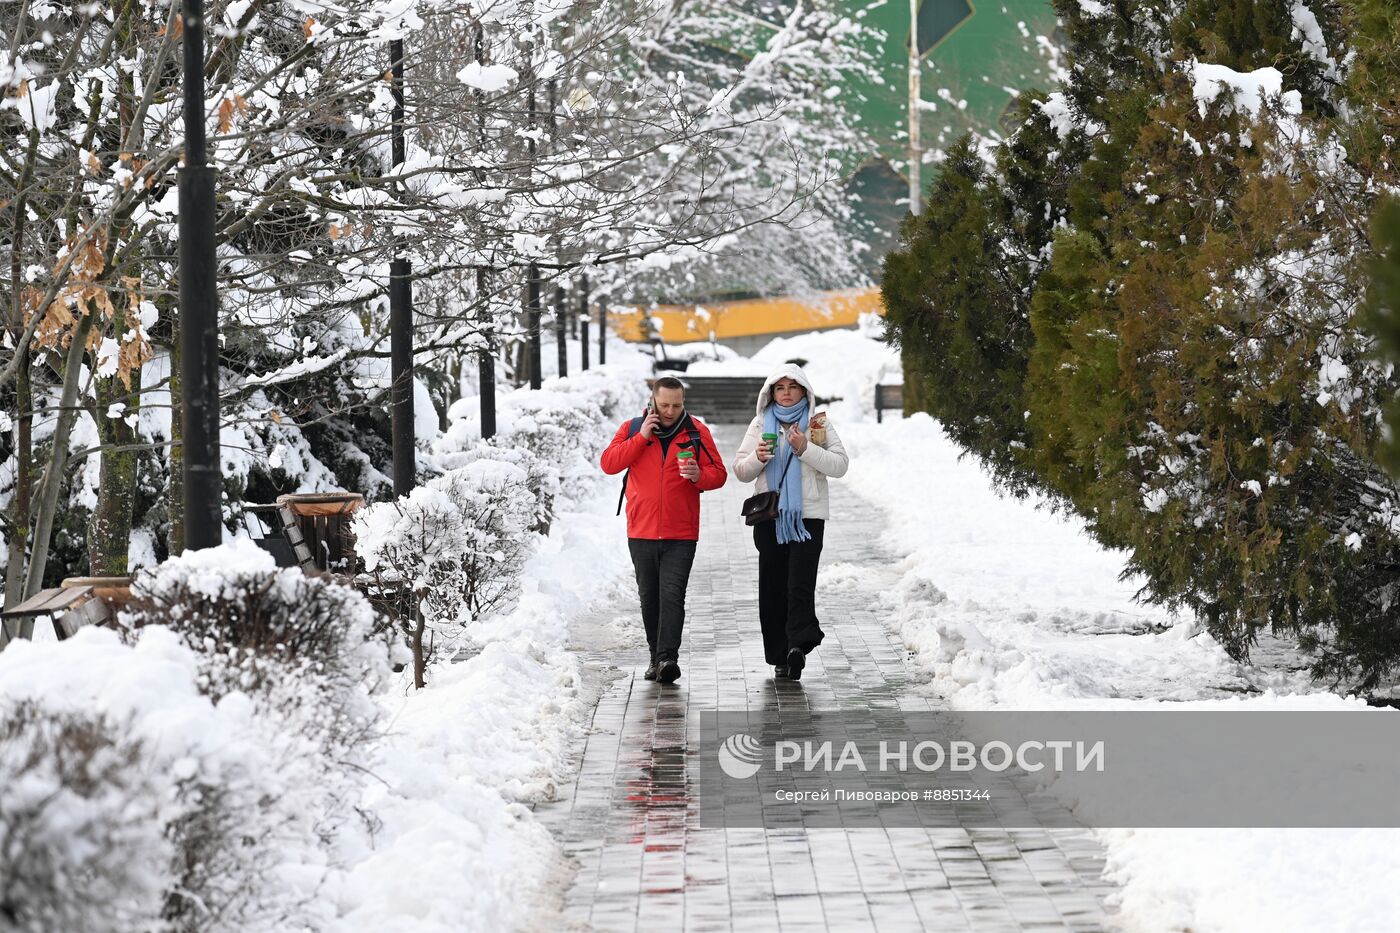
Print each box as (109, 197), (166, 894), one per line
(652, 376), (685, 394)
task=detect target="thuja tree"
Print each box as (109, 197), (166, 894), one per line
(883, 0), (1400, 687)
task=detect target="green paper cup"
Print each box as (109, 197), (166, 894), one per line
(677, 449), (694, 460)
(761, 432), (778, 445)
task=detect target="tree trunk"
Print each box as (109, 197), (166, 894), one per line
(87, 0), (142, 577)
(89, 323), (139, 575)
(411, 593), (427, 689)
(3, 362), (33, 609)
(168, 330), (185, 556)
(23, 311), (96, 598)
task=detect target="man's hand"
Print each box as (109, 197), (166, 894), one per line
(679, 458), (700, 482)
(639, 409), (660, 439)
(786, 423), (808, 455)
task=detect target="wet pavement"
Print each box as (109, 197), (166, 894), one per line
(536, 426), (1120, 931)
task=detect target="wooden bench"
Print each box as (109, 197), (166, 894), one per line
(1, 576), (131, 648)
(875, 382), (904, 423)
(244, 492), (364, 573)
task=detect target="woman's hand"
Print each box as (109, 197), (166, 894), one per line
(786, 424), (808, 455)
(756, 438), (774, 463)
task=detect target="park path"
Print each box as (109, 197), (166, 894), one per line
(534, 426), (1120, 932)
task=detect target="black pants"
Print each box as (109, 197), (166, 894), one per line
(752, 518), (825, 665)
(627, 538), (698, 663)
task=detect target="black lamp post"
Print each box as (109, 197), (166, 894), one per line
(526, 264), (542, 389)
(554, 282), (568, 378)
(473, 23), (496, 438)
(525, 51), (542, 389)
(179, 0), (222, 550)
(598, 298), (606, 365)
(389, 38), (415, 495)
(579, 273), (590, 371)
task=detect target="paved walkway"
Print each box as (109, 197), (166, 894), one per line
(536, 426), (1120, 931)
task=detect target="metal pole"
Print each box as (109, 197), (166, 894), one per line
(473, 24), (496, 439)
(389, 38), (415, 495)
(525, 51), (542, 389)
(579, 273), (590, 371)
(598, 299), (607, 365)
(179, 0), (221, 550)
(527, 265), (542, 389)
(477, 266), (496, 439)
(555, 282), (568, 378)
(908, 0), (921, 216)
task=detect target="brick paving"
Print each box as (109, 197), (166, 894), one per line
(536, 426), (1120, 931)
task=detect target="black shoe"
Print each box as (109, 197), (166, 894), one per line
(774, 665), (789, 679)
(644, 660), (659, 681)
(786, 648), (805, 681)
(657, 660), (681, 684)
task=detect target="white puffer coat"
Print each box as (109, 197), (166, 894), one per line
(732, 363), (849, 521)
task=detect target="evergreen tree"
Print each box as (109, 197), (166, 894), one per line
(883, 0), (1400, 686)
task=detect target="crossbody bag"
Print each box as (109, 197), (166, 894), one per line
(739, 445), (796, 526)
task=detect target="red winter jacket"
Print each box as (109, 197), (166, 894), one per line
(600, 415), (727, 540)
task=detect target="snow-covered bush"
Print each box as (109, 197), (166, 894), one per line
(0, 704), (169, 933)
(491, 390), (608, 501)
(121, 541), (396, 760)
(355, 460), (537, 629)
(437, 440), (557, 535)
(108, 542), (396, 930)
(542, 368), (651, 425)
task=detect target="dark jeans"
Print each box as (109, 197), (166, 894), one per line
(752, 518), (826, 665)
(627, 538), (698, 663)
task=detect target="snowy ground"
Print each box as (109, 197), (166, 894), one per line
(713, 325), (1400, 933)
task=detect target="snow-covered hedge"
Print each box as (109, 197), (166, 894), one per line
(436, 441), (557, 535)
(437, 367), (650, 503)
(0, 540), (398, 932)
(354, 459), (537, 628)
(0, 704), (169, 933)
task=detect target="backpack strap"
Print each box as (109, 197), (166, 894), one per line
(684, 414), (719, 468)
(617, 417), (645, 516)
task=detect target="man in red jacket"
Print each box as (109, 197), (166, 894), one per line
(600, 376), (727, 684)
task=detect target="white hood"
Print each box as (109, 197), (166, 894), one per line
(755, 363), (818, 416)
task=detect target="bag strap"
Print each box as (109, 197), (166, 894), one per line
(616, 416), (645, 516)
(685, 415), (718, 467)
(770, 445), (796, 495)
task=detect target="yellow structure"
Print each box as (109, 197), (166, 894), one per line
(612, 288), (884, 344)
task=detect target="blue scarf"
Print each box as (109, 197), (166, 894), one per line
(763, 396), (811, 544)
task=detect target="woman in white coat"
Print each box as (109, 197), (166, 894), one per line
(733, 363), (849, 680)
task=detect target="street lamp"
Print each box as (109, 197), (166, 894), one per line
(179, 0), (222, 550)
(389, 37), (416, 495)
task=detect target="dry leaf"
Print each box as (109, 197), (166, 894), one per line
(303, 16), (315, 39)
(269, 410), (283, 424)
(217, 98), (235, 133)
